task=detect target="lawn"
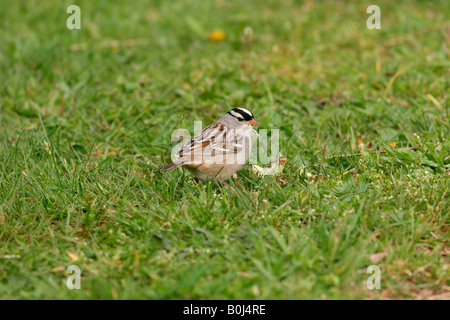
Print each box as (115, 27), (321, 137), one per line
(0, 0), (449, 299)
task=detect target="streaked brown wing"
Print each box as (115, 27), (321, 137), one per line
(177, 122), (249, 161)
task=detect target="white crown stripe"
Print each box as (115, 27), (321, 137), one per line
(230, 110), (244, 119)
(236, 107), (253, 117)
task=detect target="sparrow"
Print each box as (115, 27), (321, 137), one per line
(156, 107), (258, 182)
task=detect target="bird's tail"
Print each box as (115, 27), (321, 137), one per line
(156, 162), (182, 172)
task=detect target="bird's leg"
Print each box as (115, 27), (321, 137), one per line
(232, 174), (241, 188)
(221, 181), (231, 188)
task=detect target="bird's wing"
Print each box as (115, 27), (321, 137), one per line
(176, 123), (247, 164)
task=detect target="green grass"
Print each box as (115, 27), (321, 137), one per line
(0, 0), (449, 299)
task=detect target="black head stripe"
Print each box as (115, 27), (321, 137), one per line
(228, 108), (253, 121)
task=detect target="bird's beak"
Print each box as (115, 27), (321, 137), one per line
(247, 119), (259, 127)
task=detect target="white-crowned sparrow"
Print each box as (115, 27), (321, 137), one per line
(156, 107), (258, 182)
